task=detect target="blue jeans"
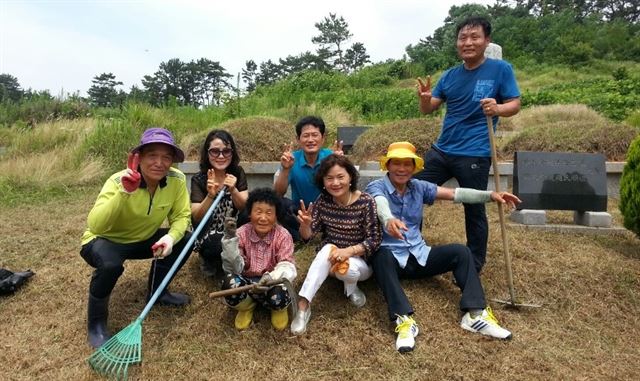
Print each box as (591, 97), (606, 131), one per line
(414, 146), (491, 272)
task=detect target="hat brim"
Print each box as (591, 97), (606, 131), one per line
(131, 141), (185, 163)
(380, 151), (424, 173)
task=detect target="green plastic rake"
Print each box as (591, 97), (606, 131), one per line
(87, 189), (226, 380)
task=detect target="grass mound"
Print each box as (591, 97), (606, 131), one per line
(501, 104), (638, 161)
(222, 116), (295, 161)
(349, 117), (441, 163)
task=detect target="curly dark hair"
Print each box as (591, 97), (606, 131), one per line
(315, 154), (359, 195)
(246, 187), (285, 225)
(295, 115), (326, 138)
(456, 16), (492, 38)
(199, 129), (241, 178)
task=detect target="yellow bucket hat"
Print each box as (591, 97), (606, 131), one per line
(379, 142), (424, 173)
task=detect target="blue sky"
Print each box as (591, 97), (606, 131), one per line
(0, 0), (494, 96)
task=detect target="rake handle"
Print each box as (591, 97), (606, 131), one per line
(486, 115), (517, 304)
(139, 188), (227, 320)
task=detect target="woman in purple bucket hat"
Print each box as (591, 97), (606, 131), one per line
(79, 127), (193, 348)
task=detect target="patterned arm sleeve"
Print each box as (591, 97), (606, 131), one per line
(360, 195), (382, 261)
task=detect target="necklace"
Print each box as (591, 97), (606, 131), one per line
(339, 191), (353, 207)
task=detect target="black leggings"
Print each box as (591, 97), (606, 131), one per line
(80, 229), (192, 298)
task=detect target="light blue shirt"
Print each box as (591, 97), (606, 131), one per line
(365, 175), (437, 268)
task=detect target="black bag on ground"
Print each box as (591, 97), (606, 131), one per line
(0, 268), (35, 295)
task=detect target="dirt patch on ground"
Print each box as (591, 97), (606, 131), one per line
(1, 190), (639, 380)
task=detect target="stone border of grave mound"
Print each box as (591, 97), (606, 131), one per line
(178, 160), (629, 236)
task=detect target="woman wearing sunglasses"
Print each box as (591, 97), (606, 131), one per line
(191, 130), (248, 279)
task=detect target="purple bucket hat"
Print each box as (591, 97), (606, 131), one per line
(131, 127), (185, 163)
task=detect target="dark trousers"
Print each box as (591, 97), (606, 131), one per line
(371, 245), (486, 321)
(414, 147), (491, 272)
(80, 229), (192, 299)
(221, 273), (291, 310)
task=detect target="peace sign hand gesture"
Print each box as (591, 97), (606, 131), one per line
(206, 169), (222, 198)
(331, 140), (344, 156)
(121, 152), (141, 194)
(296, 200), (313, 227)
(281, 142), (295, 170)
(416, 76), (432, 100)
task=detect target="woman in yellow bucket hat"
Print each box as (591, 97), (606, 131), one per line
(366, 141), (520, 353)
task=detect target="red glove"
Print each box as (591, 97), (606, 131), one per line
(121, 153), (141, 194)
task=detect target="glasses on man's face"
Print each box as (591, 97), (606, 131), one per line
(208, 148), (233, 158)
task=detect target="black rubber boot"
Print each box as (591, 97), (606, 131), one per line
(87, 293), (111, 348)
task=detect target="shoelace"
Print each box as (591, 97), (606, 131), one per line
(395, 316), (416, 338)
(483, 307), (500, 326)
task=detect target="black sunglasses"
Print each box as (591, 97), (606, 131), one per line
(208, 148), (233, 158)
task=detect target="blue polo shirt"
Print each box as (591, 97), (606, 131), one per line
(433, 58), (520, 157)
(365, 175), (438, 268)
(288, 148), (333, 207)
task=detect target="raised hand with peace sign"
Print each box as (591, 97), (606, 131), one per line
(280, 142), (295, 170)
(330, 140), (344, 156)
(296, 200), (314, 240)
(416, 75), (442, 115)
(121, 152), (142, 194)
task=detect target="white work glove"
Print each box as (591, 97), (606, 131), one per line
(221, 236), (244, 274)
(151, 234), (174, 258)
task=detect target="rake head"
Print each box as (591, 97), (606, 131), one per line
(87, 318), (143, 380)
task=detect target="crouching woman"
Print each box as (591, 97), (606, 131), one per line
(219, 188), (297, 330)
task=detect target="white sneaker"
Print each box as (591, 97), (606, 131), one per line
(290, 307), (311, 335)
(395, 315), (419, 353)
(348, 287), (366, 308)
(460, 307), (512, 340)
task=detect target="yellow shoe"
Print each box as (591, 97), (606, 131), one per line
(234, 299), (256, 330)
(271, 308), (289, 331)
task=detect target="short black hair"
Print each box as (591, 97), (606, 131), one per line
(246, 187), (284, 224)
(295, 116), (326, 138)
(315, 154), (359, 194)
(456, 16), (492, 38)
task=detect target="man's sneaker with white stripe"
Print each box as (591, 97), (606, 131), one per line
(395, 315), (419, 353)
(460, 307), (512, 340)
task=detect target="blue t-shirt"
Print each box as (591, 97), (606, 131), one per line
(433, 58), (520, 157)
(288, 148), (333, 207)
(365, 175), (438, 268)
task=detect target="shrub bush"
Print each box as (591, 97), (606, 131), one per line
(620, 135), (640, 237)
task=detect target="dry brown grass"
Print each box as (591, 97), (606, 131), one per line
(1, 189), (639, 380)
(501, 105), (638, 161)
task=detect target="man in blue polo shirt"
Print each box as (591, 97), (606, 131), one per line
(415, 16), (521, 272)
(274, 116), (342, 239)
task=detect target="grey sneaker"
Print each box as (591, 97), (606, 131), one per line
(348, 287), (366, 308)
(290, 307), (311, 335)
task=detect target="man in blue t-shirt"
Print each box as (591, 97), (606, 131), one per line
(273, 116), (342, 240)
(415, 16), (521, 272)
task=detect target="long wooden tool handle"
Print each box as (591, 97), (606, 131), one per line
(208, 278), (285, 299)
(486, 115), (517, 303)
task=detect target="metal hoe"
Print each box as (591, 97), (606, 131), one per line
(86, 189), (228, 380)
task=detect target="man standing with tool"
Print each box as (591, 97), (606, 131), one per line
(415, 16), (521, 272)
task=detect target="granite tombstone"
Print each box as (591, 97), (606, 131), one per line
(513, 151), (607, 212)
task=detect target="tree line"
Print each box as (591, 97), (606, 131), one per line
(1, 2), (638, 111)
